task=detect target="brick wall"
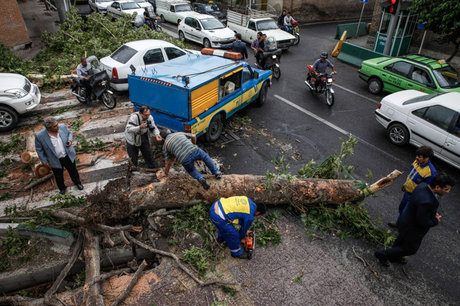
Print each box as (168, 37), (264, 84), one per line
(0, 0), (30, 48)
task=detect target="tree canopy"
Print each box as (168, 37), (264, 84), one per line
(409, 0), (460, 61)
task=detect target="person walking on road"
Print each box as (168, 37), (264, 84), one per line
(219, 33), (248, 60)
(375, 173), (454, 266)
(157, 129), (222, 190)
(125, 105), (162, 169)
(210, 196), (266, 259)
(388, 146), (437, 228)
(251, 32), (262, 55)
(35, 117), (83, 195)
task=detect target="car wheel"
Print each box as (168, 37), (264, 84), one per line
(206, 113), (224, 142)
(0, 106), (19, 132)
(387, 123), (409, 146)
(256, 82), (268, 106)
(179, 31), (186, 41)
(160, 15), (165, 23)
(203, 38), (211, 48)
(368, 77), (383, 94)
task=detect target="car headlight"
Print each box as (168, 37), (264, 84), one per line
(5, 88), (28, 98)
(290, 39), (295, 43)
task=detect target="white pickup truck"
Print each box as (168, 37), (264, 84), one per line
(226, 9), (296, 50)
(156, 0), (198, 25)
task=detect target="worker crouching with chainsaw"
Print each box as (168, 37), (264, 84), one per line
(210, 196), (266, 259)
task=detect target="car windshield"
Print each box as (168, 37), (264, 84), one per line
(403, 92), (448, 105)
(204, 4), (220, 12)
(200, 18), (224, 30)
(176, 4), (191, 11)
(433, 65), (460, 89)
(257, 19), (278, 31)
(121, 2), (140, 9)
(110, 45), (138, 64)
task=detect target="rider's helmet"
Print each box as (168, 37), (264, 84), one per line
(320, 52), (328, 59)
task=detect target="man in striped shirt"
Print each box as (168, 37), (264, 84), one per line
(158, 130), (222, 190)
(389, 146), (437, 228)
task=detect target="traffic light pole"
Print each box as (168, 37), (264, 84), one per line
(383, 1), (401, 55)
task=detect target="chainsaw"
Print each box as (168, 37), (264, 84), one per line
(244, 231), (255, 259)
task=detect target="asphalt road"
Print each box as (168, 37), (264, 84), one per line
(166, 20), (460, 302)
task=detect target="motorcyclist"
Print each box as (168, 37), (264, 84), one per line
(311, 52), (337, 91)
(277, 9), (286, 27)
(143, 8), (154, 29)
(283, 12), (295, 32)
(76, 57), (92, 101)
(255, 33), (267, 68)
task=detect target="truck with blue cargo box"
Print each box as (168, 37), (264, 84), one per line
(128, 50), (272, 141)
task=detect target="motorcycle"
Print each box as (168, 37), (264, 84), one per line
(257, 36), (281, 79)
(288, 21), (300, 46)
(305, 65), (335, 107)
(145, 16), (162, 32)
(70, 68), (117, 110)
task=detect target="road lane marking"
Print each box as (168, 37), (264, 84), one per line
(333, 83), (380, 105)
(273, 94), (405, 164)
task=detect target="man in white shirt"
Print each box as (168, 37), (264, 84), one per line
(76, 57), (93, 101)
(35, 117), (83, 194)
(283, 12), (295, 32)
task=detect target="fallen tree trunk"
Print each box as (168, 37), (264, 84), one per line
(82, 229), (104, 306)
(129, 170), (402, 211)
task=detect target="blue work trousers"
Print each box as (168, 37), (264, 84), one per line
(182, 149), (220, 182)
(209, 204), (242, 257)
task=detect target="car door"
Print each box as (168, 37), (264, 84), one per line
(142, 48), (165, 68)
(407, 65), (438, 94)
(195, 19), (206, 45)
(441, 113), (460, 168)
(241, 66), (258, 104)
(408, 104), (457, 156)
(183, 17), (197, 42)
(382, 61), (412, 93)
(242, 20), (256, 43)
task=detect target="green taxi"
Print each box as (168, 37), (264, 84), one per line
(358, 55), (460, 95)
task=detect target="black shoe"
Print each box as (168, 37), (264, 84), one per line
(234, 251), (250, 260)
(374, 251), (390, 267)
(390, 257), (408, 265)
(199, 178), (210, 190)
(387, 222), (398, 228)
(215, 172), (222, 179)
(59, 188), (67, 195)
(76, 184), (84, 190)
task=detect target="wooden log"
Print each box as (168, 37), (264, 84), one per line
(128, 170), (402, 211)
(82, 229), (104, 306)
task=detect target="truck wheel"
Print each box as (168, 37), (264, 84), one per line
(203, 38), (211, 48)
(0, 106), (19, 132)
(179, 31), (186, 41)
(368, 77), (382, 94)
(160, 15), (165, 23)
(256, 82), (268, 106)
(206, 113), (223, 142)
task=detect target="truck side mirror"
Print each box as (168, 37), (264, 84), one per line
(252, 71), (259, 79)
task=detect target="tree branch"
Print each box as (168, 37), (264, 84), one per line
(110, 260), (148, 306)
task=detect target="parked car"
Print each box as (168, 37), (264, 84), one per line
(178, 14), (234, 48)
(88, 0), (114, 13)
(192, 2), (226, 23)
(375, 90), (460, 169)
(0, 73), (41, 132)
(359, 55), (460, 95)
(107, 1), (145, 19)
(131, 0), (154, 13)
(99, 39), (199, 91)
(156, 0), (197, 25)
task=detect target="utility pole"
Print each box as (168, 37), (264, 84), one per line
(383, 1), (401, 55)
(55, 0), (71, 23)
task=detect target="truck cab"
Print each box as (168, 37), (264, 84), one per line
(156, 0), (198, 24)
(128, 50), (272, 141)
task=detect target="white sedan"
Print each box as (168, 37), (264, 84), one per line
(0, 73), (41, 132)
(375, 90), (460, 169)
(99, 39), (199, 91)
(178, 14), (235, 48)
(107, 1), (145, 19)
(88, 0), (113, 13)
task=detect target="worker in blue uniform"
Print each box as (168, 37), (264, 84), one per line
(210, 196), (266, 259)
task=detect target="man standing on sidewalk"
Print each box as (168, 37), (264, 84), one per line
(388, 146), (437, 227)
(35, 117), (83, 195)
(157, 129), (222, 190)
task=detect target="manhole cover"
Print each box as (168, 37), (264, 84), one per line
(216, 130), (240, 145)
